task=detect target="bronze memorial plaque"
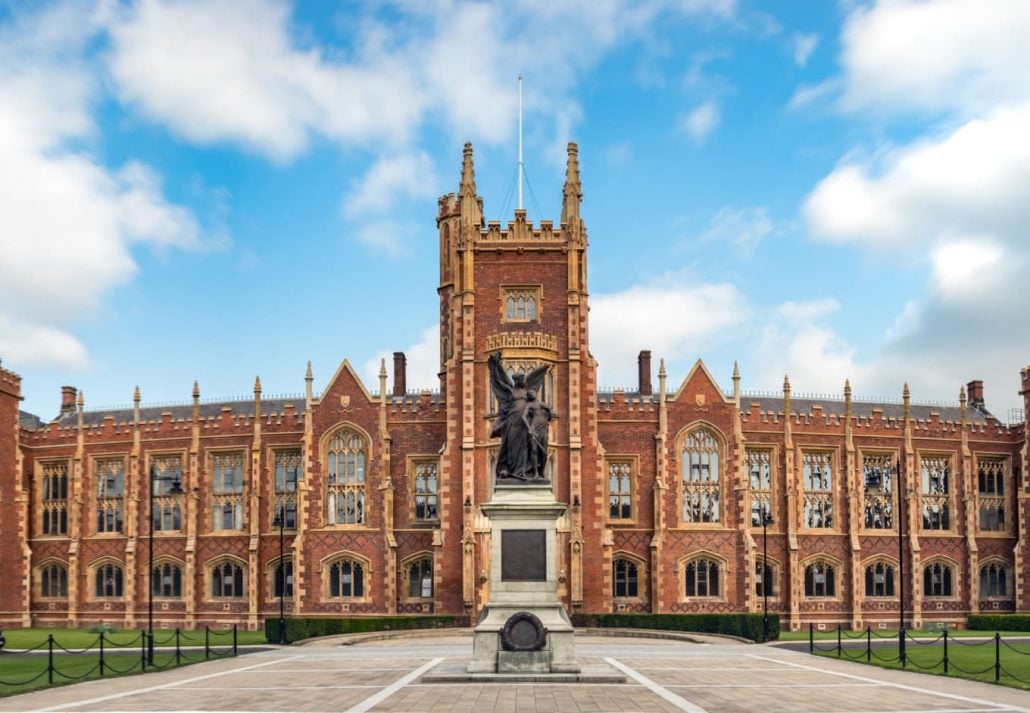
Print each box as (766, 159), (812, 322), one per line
(501, 529), (546, 581)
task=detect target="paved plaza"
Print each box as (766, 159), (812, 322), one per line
(2, 634), (1029, 713)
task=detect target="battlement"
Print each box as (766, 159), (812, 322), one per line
(0, 361), (21, 397)
(479, 210), (565, 243)
(485, 332), (558, 354)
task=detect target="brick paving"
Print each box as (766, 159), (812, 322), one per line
(2, 634), (1029, 712)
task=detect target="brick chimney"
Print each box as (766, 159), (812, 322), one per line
(638, 350), (652, 396)
(966, 380), (984, 409)
(60, 386), (77, 414)
(393, 352), (407, 397)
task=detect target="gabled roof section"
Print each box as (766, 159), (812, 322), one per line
(672, 359), (733, 403)
(315, 359), (373, 404)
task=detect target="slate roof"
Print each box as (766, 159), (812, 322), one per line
(19, 410), (44, 430)
(50, 397), (307, 428)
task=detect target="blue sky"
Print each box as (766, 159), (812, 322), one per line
(2, 0), (1028, 422)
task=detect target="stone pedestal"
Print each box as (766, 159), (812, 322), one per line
(467, 484), (580, 674)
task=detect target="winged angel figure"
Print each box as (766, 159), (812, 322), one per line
(488, 353), (553, 483)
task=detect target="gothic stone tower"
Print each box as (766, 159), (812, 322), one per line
(435, 143), (597, 614)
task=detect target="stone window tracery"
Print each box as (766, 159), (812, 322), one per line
(682, 428), (721, 524)
(151, 455), (183, 532)
(802, 452), (833, 529)
(211, 560), (245, 598)
(327, 557), (365, 598)
(684, 557), (721, 597)
(920, 455), (951, 531)
(95, 459), (124, 534)
(862, 453), (894, 529)
(979, 562), (1009, 598)
(613, 558), (639, 599)
(211, 452), (245, 531)
(40, 461), (69, 536)
(923, 561), (954, 597)
(326, 430), (366, 526)
(412, 460), (438, 522)
(864, 561), (895, 597)
(607, 460), (633, 521)
(39, 562), (68, 598)
(502, 287), (540, 323)
(804, 560), (836, 598)
(746, 448), (772, 527)
(152, 561), (183, 598)
(94, 562), (124, 598)
(274, 449), (302, 529)
(977, 457), (1007, 532)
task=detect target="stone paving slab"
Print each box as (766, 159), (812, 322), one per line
(2, 635), (1029, 712)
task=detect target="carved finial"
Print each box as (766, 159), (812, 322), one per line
(253, 375), (262, 394)
(133, 385), (140, 403)
(76, 390), (84, 410)
(305, 361), (313, 381)
(192, 380), (200, 400)
(658, 358), (667, 378)
(560, 142), (582, 225)
(959, 384), (967, 405)
(903, 382), (911, 421)
(732, 361), (740, 380)
(844, 379), (851, 399)
(783, 375), (791, 393)
(379, 358), (387, 378)
(459, 142), (476, 196)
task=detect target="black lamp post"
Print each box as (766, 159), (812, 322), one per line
(148, 465), (182, 664)
(762, 503), (774, 642)
(273, 506), (287, 645)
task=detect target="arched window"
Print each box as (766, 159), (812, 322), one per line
(864, 561), (895, 597)
(684, 557), (720, 597)
(755, 559), (775, 597)
(406, 557), (433, 598)
(980, 562), (1009, 598)
(328, 558), (365, 598)
(152, 562), (183, 598)
(804, 561), (836, 597)
(40, 562), (68, 598)
(94, 562), (124, 598)
(211, 560), (245, 598)
(326, 430), (366, 525)
(273, 559), (293, 598)
(682, 428), (721, 523)
(613, 558), (639, 598)
(923, 562), (953, 597)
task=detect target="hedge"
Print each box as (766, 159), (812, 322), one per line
(967, 614), (1030, 632)
(570, 613), (779, 642)
(264, 615), (470, 643)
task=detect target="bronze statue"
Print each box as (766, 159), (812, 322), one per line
(488, 354), (552, 483)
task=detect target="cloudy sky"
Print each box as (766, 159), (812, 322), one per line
(2, 0), (1028, 422)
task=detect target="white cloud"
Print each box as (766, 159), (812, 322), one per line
(839, 0), (1030, 113)
(791, 32), (818, 67)
(681, 100), (720, 143)
(591, 280), (748, 387)
(698, 206), (773, 256)
(931, 239), (1003, 298)
(353, 219), (413, 258)
(0, 3), (210, 370)
(364, 325), (440, 393)
(343, 152), (439, 219)
(787, 78), (839, 110)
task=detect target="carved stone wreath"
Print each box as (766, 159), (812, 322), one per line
(500, 611), (547, 652)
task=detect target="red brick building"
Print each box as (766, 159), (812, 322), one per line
(1, 144), (1027, 631)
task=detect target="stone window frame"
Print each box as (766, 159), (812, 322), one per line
(36, 459), (70, 538)
(978, 558), (1012, 600)
(861, 556), (898, 599)
(917, 452), (955, 533)
(271, 447), (302, 530)
(678, 551), (727, 602)
(35, 558), (69, 600)
(800, 449), (837, 532)
(801, 555), (841, 600)
(611, 551), (647, 604)
(322, 424), (370, 528)
(676, 423), (726, 528)
(206, 449), (247, 533)
(268, 555), (294, 600)
(859, 449), (899, 533)
(92, 454), (127, 536)
(745, 446), (776, 529)
(146, 451), (186, 535)
(321, 551), (373, 603)
(922, 557), (960, 599)
(150, 556), (185, 600)
(605, 456), (637, 524)
(399, 551), (434, 602)
(205, 555), (247, 601)
(974, 454), (1010, 535)
(755, 555), (780, 600)
(500, 284), (542, 324)
(88, 557), (125, 601)
(408, 456), (440, 524)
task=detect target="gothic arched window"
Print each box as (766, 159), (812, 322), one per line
(684, 557), (720, 597)
(326, 430), (366, 525)
(682, 428), (721, 523)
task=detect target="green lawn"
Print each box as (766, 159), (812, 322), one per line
(2, 626), (266, 649)
(779, 628), (1028, 642)
(813, 638), (1030, 690)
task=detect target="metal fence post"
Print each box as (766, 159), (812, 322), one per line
(866, 627), (871, 663)
(995, 632), (1001, 683)
(942, 629), (948, 675)
(47, 634), (54, 685)
(837, 625), (842, 658)
(233, 624), (238, 656)
(205, 626), (210, 660)
(899, 628), (906, 669)
(175, 628), (181, 667)
(99, 632), (105, 677)
(809, 623), (813, 654)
